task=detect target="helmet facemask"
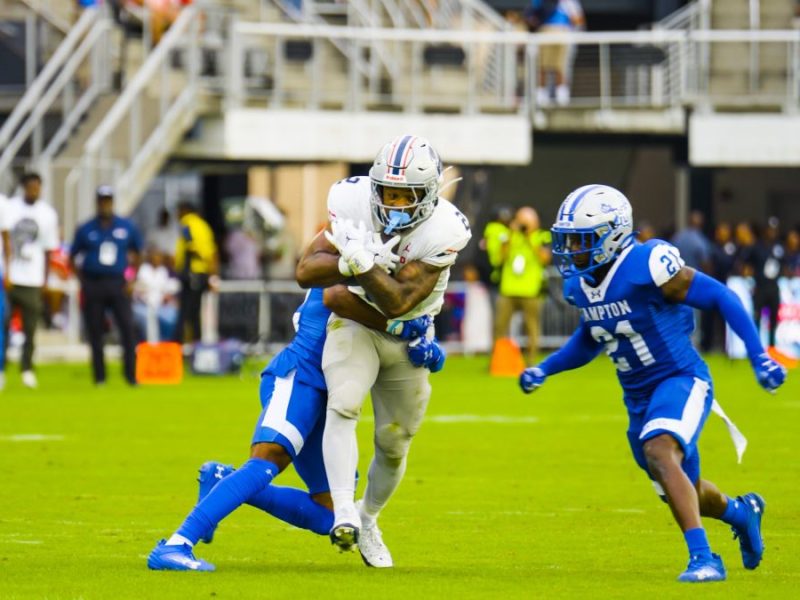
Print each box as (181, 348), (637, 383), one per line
(552, 224), (617, 278)
(370, 180), (438, 234)
(369, 135), (442, 234)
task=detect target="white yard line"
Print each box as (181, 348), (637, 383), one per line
(0, 434), (65, 442)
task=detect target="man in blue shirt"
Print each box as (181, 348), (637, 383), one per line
(70, 186), (143, 385)
(520, 184), (786, 583)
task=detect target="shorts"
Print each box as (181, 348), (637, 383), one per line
(251, 371), (329, 495)
(626, 375), (713, 485)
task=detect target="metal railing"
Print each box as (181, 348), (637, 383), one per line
(226, 22), (800, 115)
(65, 6), (202, 229)
(32, 276), (579, 356)
(0, 8), (111, 194)
(18, 0), (73, 34)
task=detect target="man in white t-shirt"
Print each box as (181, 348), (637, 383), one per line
(2, 173), (60, 389)
(0, 193), (9, 391)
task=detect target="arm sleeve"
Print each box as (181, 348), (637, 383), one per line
(683, 270), (764, 361)
(539, 322), (603, 376)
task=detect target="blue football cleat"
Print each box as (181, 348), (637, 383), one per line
(677, 553), (726, 583)
(197, 461), (235, 544)
(732, 492), (766, 570)
(147, 539), (215, 572)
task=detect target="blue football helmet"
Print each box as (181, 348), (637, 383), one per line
(551, 184), (634, 278)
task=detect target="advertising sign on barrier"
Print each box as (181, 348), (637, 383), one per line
(726, 276), (800, 361)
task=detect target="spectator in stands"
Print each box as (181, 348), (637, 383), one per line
(636, 221), (656, 243)
(224, 227), (262, 280)
(706, 221), (739, 352)
(734, 221), (756, 276)
(672, 210), (713, 349)
(478, 205), (513, 297)
(43, 232), (73, 331)
(525, 0), (585, 106)
(146, 207), (178, 267)
(743, 217), (785, 348)
(70, 186), (142, 386)
(711, 222), (738, 283)
(493, 206), (551, 365)
(1, 173), (60, 389)
(133, 247), (180, 342)
(785, 229), (800, 277)
(174, 200), (218, 343)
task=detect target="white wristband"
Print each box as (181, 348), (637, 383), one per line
(347, 247), (375, 275)
(338, 256), (353, 277)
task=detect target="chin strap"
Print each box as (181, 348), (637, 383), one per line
(384, 210), (412, 234)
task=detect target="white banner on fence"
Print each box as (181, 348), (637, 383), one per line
(726, 276), (800, 360)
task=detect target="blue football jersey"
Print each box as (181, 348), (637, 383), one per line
(563, 239), (710, 406)
(262, 287), (330, 391)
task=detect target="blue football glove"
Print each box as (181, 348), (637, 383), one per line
(751, 352), (787, 393)
(407, 337), (446, 373)
(387, 315), (432, 341)
(519, 367), (546, 394)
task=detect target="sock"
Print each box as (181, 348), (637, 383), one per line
(248, 485), (334, 536)
(174, 458), (279, 545)
(165, 534), (193, 547)
(322, 409), (359, 524)
(684, 527), (713, 559)
(720, 495), (749, 529)
(362, 449), (407, 527)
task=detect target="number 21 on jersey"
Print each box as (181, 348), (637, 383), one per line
(590, 319), (655, 372)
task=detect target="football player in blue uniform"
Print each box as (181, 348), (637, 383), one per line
(520, 185), (787, 583)
(148, 285), (443, 571)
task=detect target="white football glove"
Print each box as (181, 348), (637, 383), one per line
(324, 219), (374, 276)
(365, 232), (401, 273)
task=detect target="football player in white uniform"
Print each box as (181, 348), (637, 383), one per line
(296, 135), (471, 567)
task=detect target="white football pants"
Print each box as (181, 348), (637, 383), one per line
(321, 316), (431, 526)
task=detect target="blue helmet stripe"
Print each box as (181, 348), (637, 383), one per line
(389, 135), (413, 175)
(564, 184), (601, 221)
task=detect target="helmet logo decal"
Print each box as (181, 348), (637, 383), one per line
(388, 135), (417, 176)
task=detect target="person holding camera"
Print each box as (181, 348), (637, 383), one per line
(493, 206), (551, 365)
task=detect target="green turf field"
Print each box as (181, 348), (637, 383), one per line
(0, 356), (797, 599)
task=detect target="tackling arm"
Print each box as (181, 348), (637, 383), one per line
(323, 285), (391, 332)
(353, 259), (443, 319)
(295, 227), (349, 289)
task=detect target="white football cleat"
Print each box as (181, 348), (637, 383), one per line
(21, 370), (38, 389)
(356, 500), (393, 568)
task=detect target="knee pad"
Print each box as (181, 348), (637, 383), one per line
(374, 422), (412, 462)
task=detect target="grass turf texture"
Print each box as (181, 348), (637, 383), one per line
(0, 356), (798, 599)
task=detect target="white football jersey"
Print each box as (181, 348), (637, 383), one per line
(327, 176), (471, 319)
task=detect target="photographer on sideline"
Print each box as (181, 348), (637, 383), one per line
(493, 206), (551, 365)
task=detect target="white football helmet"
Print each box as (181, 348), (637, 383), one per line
(369, 135), (442, 233)
(551, 184), (634, 278)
